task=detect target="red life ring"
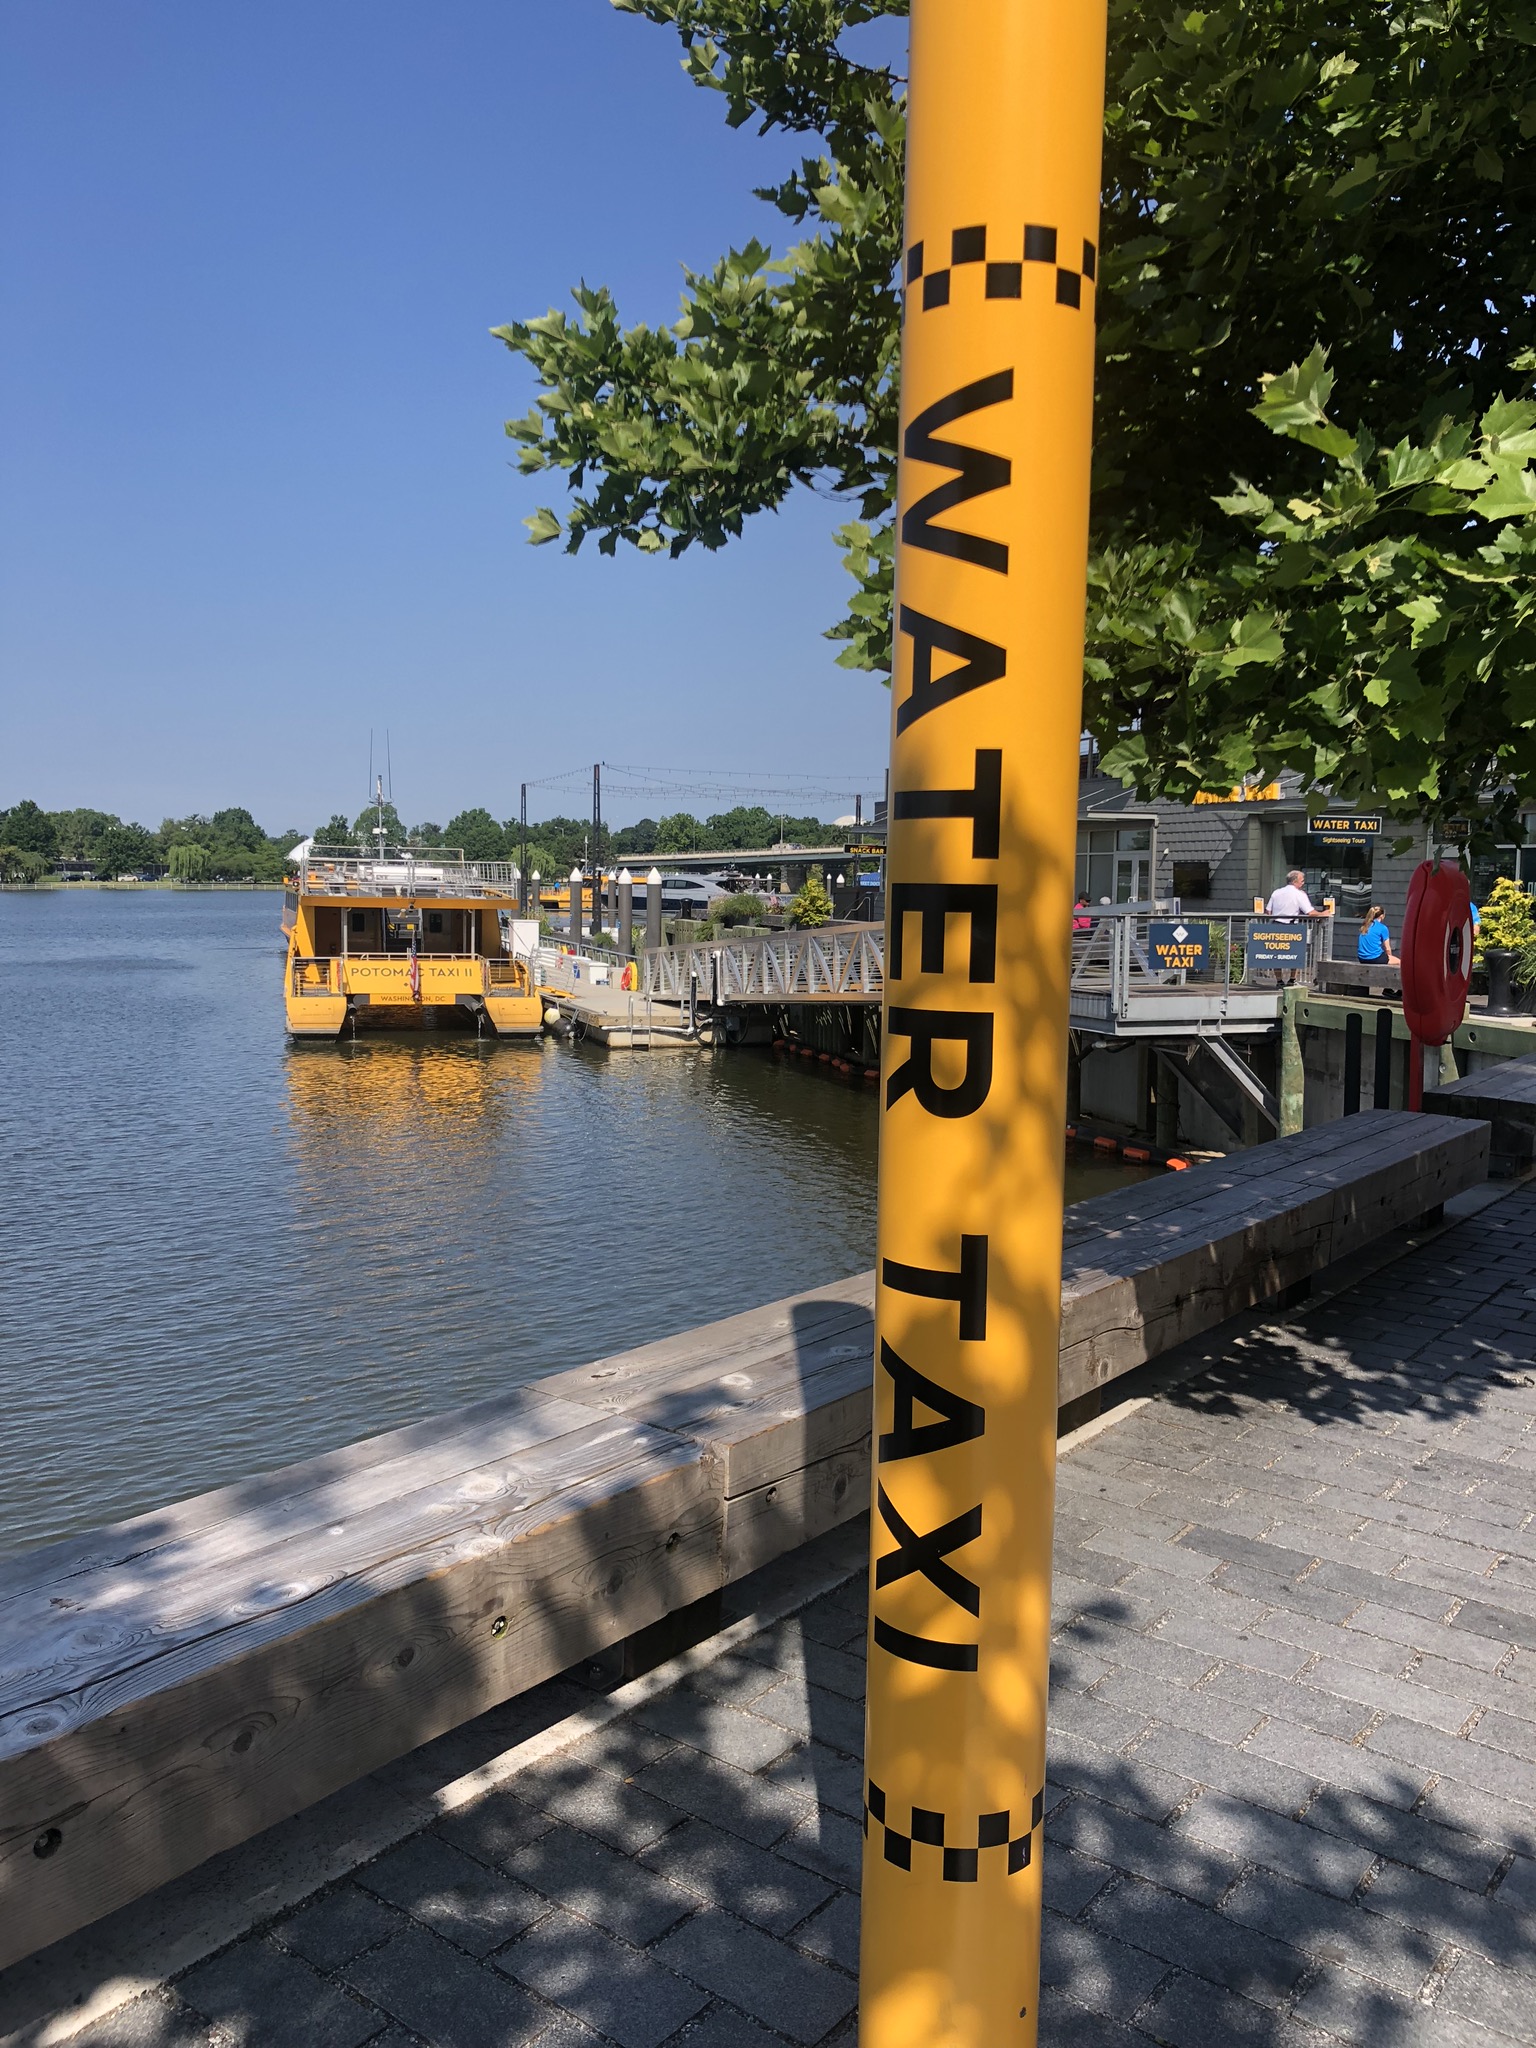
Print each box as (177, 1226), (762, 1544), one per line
(1400, 862), (1472, 1111)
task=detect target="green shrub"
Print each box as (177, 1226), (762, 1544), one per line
(1475, 876), (1536, 959)
(788, 868), (834, 929)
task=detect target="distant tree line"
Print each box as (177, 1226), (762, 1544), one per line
(0, 796), (838, 885)
(0, 800), (302, 883)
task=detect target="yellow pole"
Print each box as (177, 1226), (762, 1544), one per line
(860, 4), (1107, 2044)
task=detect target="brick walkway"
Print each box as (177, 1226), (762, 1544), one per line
(22, 1187), (1536, 2048)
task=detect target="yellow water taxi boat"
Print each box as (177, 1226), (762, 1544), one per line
(281, 836), (544, 1040)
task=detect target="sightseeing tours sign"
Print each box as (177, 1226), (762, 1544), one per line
(861, 3), (1109, 2042)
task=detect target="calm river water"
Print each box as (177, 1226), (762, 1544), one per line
(0, 891), (1149, 1558)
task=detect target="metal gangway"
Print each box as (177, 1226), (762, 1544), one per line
(642, 924), (886, 1007)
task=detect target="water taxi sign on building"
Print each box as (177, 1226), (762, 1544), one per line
(1308, 814), (1382, 842)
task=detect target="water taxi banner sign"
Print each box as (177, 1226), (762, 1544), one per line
(1149, 920), (1208, 973)
(1246, 922), (1309, 969)
(1308, 815), (1382, 842)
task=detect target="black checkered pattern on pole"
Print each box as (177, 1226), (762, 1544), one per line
(863, 1779), (1046, 1881)
(904, 224), (1097, 314)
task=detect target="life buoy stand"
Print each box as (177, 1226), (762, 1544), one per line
(1399, 859), (1472, 1108)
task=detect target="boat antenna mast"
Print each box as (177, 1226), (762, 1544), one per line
(372, 775), (388, 862)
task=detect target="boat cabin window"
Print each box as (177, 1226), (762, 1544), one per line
(427, 912), (444, 935)
(350, 911), (365, 934)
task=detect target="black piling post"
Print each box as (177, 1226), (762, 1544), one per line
(1343, 1011), (1363, 1116)
(1373, 1006), (1394, 1109)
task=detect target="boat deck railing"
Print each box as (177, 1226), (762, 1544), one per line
(289, 953), (529, 996)
(293, 845), (518, 897)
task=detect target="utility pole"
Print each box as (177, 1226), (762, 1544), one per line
(592, 763), (602, 939)
(860, 5), (1107, 2045)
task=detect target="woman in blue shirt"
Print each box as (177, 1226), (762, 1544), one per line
(1357, 905), (1396, 966)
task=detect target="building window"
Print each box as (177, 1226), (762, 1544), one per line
(1173, 860), (1211, 900)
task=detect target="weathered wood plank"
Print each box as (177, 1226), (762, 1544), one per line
(1426, 1051), (1536, 1121)
(0, 1413), (720, 1971)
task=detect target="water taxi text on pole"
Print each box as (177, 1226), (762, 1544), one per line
(860, 2), (1108, 2042)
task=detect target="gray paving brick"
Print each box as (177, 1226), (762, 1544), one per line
(1453, 1599), (1536, 1654)
(1048, 1793), (1238, 1906)
(433, 1790), (556, 1873)
(1137, 1969), (1324, 2048)
(1440, 1951), (1536, 2045)
(1046, 1686), (1154, 1752)
(1367, 1713), (1536, 1805)
(1364, 1857), (1532, 1969)
(1169, 1789), (1375, 1899)
(358, 1833), (547, 1957)
(789, 1889), (859, 1972)
(1154, 1613), (1311, 1677)
(1348, 1601), (1511, 1667)
(1041, 1839), (1115, 1917)
(67, 1995), (216, 2048)
(638, 1815), (834, 1934)
(1055, 1616), (1218, 1685)
(1244, 1718), (1429, 1810)
(179, 1937), (380, 2048)
(632, 1748), (808, 1849)
(1420, 1769), (1536, 1857)
(762, 1739), (865, 1821)
(1290, 1965), (1459, 2047)
(1301, 1781), (1508, 1890)
(272, 1882), (405, 1971)
(747, 1675), (865, 1757)
(550, 1719), (679, 1780)
(1038, 1909), (1171, 2015)
(1086, 1875), (1309, 2005)
(1199, 1662), (1371, 1742)
(775, 1807), (863, 1885)
(741, 1630), (867, 1702)
(518, 1758), (684, 1855)
(652, 1906), (857, 2044)
(1037, 1986), (1146, 2047)
(1222, 1868), (1442, 1996)
(633, 1693), (799, 1775)
(1130, 1723), (1315, 1816)
(1050, 1640), (1119, 1693)
(1176, 1527), (1319, 1578)
(1303, 1654), (1476, 1734)
(1044, 1727), (1195, 1822)
(1498, 1851), (1536, 1914)
(508, 1823), (695, 1945)
(341, 1923), (553, 2048)
(494, 1907), (706, 2048)
(1213, 1559), (1368, 1624)
(1090, 1668), (1264, 1744)
(667, 2010), (784, 2048)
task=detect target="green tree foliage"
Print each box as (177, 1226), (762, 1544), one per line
(94, 823), (160, 876)
(788, 864), (834, 926)
(443, 808), (509, 860)
(353, 799), (406, 842)
(50, 808), (118, 862)
(317, 813), (357, 844)
(496, 0), (1536, 826)
(611, 816), (660, 857)
(167, 842), (212, 881)
(0, 799), (58, 860)
(1095, 352), (1536, 838)
(0, 845), (48, 883)
(411, 820), (443, 844)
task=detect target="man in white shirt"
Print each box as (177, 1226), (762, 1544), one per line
(1266, 869), (1315, 920)
(1264, 869), (1317, 984)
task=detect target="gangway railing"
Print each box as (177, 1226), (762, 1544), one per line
(642, 924), (886, 1005)
(1070, 907), (1334, 1034)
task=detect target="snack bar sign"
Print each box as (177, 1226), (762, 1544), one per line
(1149, 920), (1208, 973)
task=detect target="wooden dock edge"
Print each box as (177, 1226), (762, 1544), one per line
(0, 1113), (1491, 1969)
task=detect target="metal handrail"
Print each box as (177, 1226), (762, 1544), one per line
(642, 923), (885, 1003)
(293, 847), (517, 896)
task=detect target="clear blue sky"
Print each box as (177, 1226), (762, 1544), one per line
(0, 2), (902, 833)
